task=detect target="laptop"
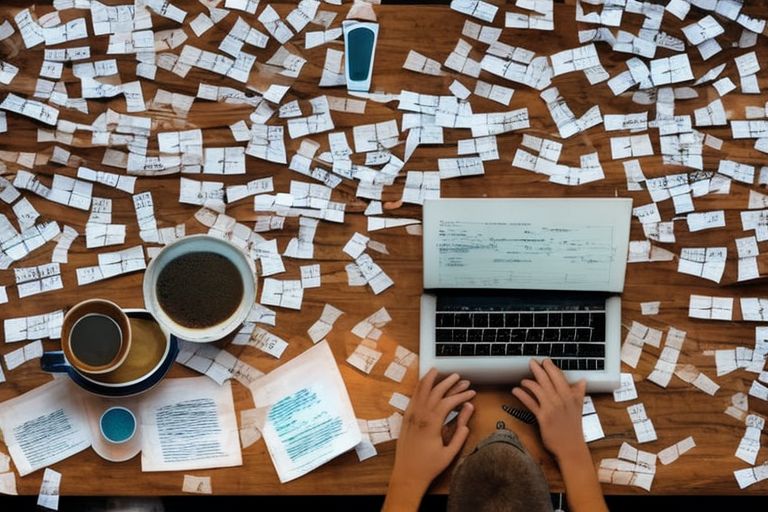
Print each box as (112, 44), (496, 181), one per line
(419, 198), (633, 392)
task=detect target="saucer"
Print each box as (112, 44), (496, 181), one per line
(82, 395), (142, 463)
(42, 310), (179, 398)
(92, 311), (169, 387)
(69, 332), (178, 397)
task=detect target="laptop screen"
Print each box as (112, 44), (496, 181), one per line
(422, 198), (633, 293)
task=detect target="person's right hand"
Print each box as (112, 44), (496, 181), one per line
(511, 358), (587, 462)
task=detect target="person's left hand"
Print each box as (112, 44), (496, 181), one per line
(382, 369), (475, 511)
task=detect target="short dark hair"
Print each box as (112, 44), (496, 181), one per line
(447, 437), (553, 512)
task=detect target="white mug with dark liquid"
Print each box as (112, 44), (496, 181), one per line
(142, 235), (257, 343)
(61, 299), (132, 375)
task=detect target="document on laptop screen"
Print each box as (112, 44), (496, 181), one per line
(423, 198), (632, 292)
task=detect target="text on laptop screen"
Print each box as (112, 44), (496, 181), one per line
(423, 198), (632, 293)
(436, 219), (615, 289)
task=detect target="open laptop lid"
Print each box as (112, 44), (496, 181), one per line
(423, 198), (633, 293)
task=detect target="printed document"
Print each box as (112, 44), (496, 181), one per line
(139, 377), (242, 471)
(0, 378), (91, 476)
(250, 340), (361, 482)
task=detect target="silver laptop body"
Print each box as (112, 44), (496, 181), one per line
(419, 198), (633, 392)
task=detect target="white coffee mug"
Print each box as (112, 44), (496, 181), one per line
(142, 235), (257, 343)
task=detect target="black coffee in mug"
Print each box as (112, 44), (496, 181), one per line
(70, 314), (123, 367)
(155, 251), (244, 328)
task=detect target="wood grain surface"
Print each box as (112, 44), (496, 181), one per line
(1, 0), (767, 496)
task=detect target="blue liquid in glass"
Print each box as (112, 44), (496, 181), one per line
(347, 26), (375, 82)
(100, 407), (136, 443)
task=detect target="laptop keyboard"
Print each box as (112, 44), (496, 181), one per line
(434, 295), (606, 371)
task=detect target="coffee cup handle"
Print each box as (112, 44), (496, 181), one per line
(40, 351), (71, 373)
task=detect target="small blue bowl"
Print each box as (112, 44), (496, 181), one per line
(100, 406), (137, 444)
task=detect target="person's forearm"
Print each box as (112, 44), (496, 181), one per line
(381, 475), (428, 512)
(556, 445), (609, 512)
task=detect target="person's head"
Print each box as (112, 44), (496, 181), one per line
(447, 429), (553, 512)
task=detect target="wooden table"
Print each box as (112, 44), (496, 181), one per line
(1, 0), (767, 496)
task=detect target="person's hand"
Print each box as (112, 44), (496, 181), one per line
(513, 360), (608, 512)
(512, 358), (587, 462)
(382, 369), (475, 512)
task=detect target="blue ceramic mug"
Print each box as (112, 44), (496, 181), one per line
(41, 309), (178, 397)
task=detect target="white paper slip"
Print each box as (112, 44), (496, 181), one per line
(1, 92), (59, 125)
(610, 134), (654, 159)
(463, 20), (500, 43)
(226, 0), (259, 14)
(735, 415), (764, 465)
(627, 403), (657, 443)
(182, 475), (212, 494)
(666, 0), (690, 19)
(190, 13), (215, 36)
(686, 210), (726, 232)
(343, 233), (370, 259)
(51, 225), (78, 263)
(402, 171), (440, 205)
(734, 463), (768, 489)
(76, 246), (147, 286)
(14, 263), (63, 298)
(740, 298), (768, 322)
(438, 156), (484, 179)
(367, 217), (420, 232)
(351, 308), (392, 341)
(354, 253), (394, 295)
(261, 278), (304, 310)
(362, 412), (403, 445)
(613, 373), (638, 402)
(601, 451), (653, 492)
(724, 391), (750, 421)
(474, 80), (513, 105)
(384, 345), (418, 383)
(0, 470), (16, 495)
(4, 340), (44, 371)
(347, 343), (382, 374)
(307, 304), (344, 344)
(582, 396), (605, 442)
(10, 196), (45, 229)
(140, 377), (242, 472)
(203, 147), (246, 174)
(648, 344), (679, 385)
(251, 239), (285, 277)
(250, 341), (362, 483)
(658, 437), (695, 466)
(450, 0), (498, 23)
(688, 294), (734, 321)
(177, 340), (263, 387)
(233, 326), (289, 359)
(4, 310), (63, 342)
(0, 378), (91, 476)
(677, 247), (727, 283)
(300, 264), (321, 289)
(550, 44), (601, 76)
(354, 433), (377, 462)
(640, 302), (660, 315)
(37, 468), (61, 510)
(389, 393), (411, 412)
(239, 408), (263, 449)
(179, 178), (225, 206)
(283, 216), (319, 259)
(749, 380), (768, 401)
